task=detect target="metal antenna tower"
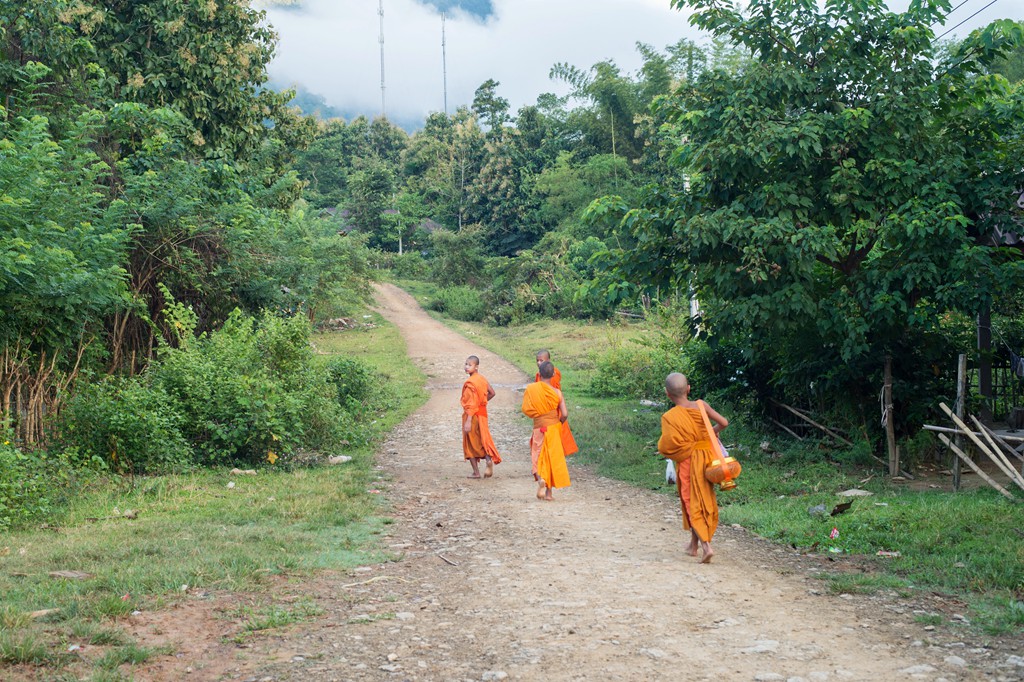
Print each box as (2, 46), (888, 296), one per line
(378, 0), (386, 117)
(442, 12), (448, 114)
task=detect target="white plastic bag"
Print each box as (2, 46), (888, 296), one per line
(665, 458), (677, 484)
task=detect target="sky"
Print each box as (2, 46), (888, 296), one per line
(261, 0), (1021, 129)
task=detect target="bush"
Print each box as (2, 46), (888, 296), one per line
(431, 286), (487, 322)
(590, 344), (685, 400)
(0, 434), (51, 530)
(151, 309), (354, 465)
(429, 228), (486, 286)
(0, 428), (98, 530)
(325, 356), (375, 408)
(61, 378), (192, 473)
(390, 252), (429, 279)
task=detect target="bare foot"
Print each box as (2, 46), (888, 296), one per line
(483, 461), (493, 478)
(536, 481), (546, 499)
(699, 545), (714, 564)
(468, 473), (482, 479)
(686, 544), (699, 557)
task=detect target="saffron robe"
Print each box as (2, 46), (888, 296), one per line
(521, 381), (571, 489)
(658, 403), (719, 542)
(526, 370), (577, 474)
(461, 373), (501, 463)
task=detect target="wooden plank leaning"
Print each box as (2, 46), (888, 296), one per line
(975, 422), (1024, 464)
(937, 433), (1017, 502)
(938, 402), (1024, 492)
(971, 416), (1024, 491)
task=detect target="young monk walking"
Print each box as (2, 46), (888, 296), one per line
(535, 349), (562, 389)
(461, 355), (502, 479)
(522, 361), (573, 500)
(530, 351), (577, 474)
(658, 372), (729, 563)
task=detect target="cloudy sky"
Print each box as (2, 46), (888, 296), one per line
(262, 0), (1018, 129)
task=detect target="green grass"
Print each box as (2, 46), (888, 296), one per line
(232, 598), (324, 640)
(0, 310), (428, 679)
(402, 288), (1024, 635)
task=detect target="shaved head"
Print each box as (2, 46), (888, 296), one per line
(467, 355), (480, 366)
(536, 350), (551, 361)
(665, 372), (689, 399)
(538, 361), (555, 379)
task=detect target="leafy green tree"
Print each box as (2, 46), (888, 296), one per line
(346, 158), (396, 248)
(87, 0), (289, 160)
(603, 0), (1024, 402)
(472, 78), (510, 133)
(535, 152), (636, 237)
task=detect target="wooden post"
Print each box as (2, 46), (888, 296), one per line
(884, 354), (898, 477)
(954, 353), (967, 492)
(978, 307), (993, 421)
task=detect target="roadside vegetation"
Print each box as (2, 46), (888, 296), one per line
(0, 315), (426, 679)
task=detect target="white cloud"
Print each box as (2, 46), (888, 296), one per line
(265, 0), (700, 124)
(263, 0), (1016, 127)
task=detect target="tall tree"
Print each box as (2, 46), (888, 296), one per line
(471, 78), (510, 134)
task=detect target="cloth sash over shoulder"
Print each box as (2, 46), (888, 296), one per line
(658, 402), (719, 542)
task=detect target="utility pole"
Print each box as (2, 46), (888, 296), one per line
(442, 12), (448, 114)
(378, 0), (386, 118)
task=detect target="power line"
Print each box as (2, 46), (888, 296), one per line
(936, 0), (998, 40)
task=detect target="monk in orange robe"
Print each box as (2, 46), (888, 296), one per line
(535, 349), (562, 389)
(529, 352), (577, 481)
(658, 372), (729, 563)
(461, 355), (502, 479)
(522, 361), (571, 500)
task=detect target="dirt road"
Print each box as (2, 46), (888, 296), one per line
(144, 284), (1020, 681)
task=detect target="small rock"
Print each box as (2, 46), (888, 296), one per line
(1006, 655), (1024, 667)
(395, 612), (415, 621)
(754, 674), (785, 681)
(379, 663), (401, 672)
(944, 656), (966, 667)
(387, 653), (398, 662)
(640, 648), (668, 659)
(837, 488), (873, 497)
(899, 664), (936, 675)
(808, 504), (827, 517)
(328, 455), (352, 465)
(481, 672), (508, 681)
(744, 640), (780, 655)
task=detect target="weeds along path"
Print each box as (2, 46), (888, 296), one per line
(237, 284), (1000, 681)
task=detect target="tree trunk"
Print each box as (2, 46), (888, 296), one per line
(884, 353), (898, 477)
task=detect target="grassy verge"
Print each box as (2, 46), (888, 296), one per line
(0, 311), (427, 678)
(400, 290), (1024, 636)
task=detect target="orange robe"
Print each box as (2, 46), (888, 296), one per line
(461, 373), (501, 463)
(521, 382), (571, 489)
(658, 403), (719, 542)
(527, 370), (577, 474)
